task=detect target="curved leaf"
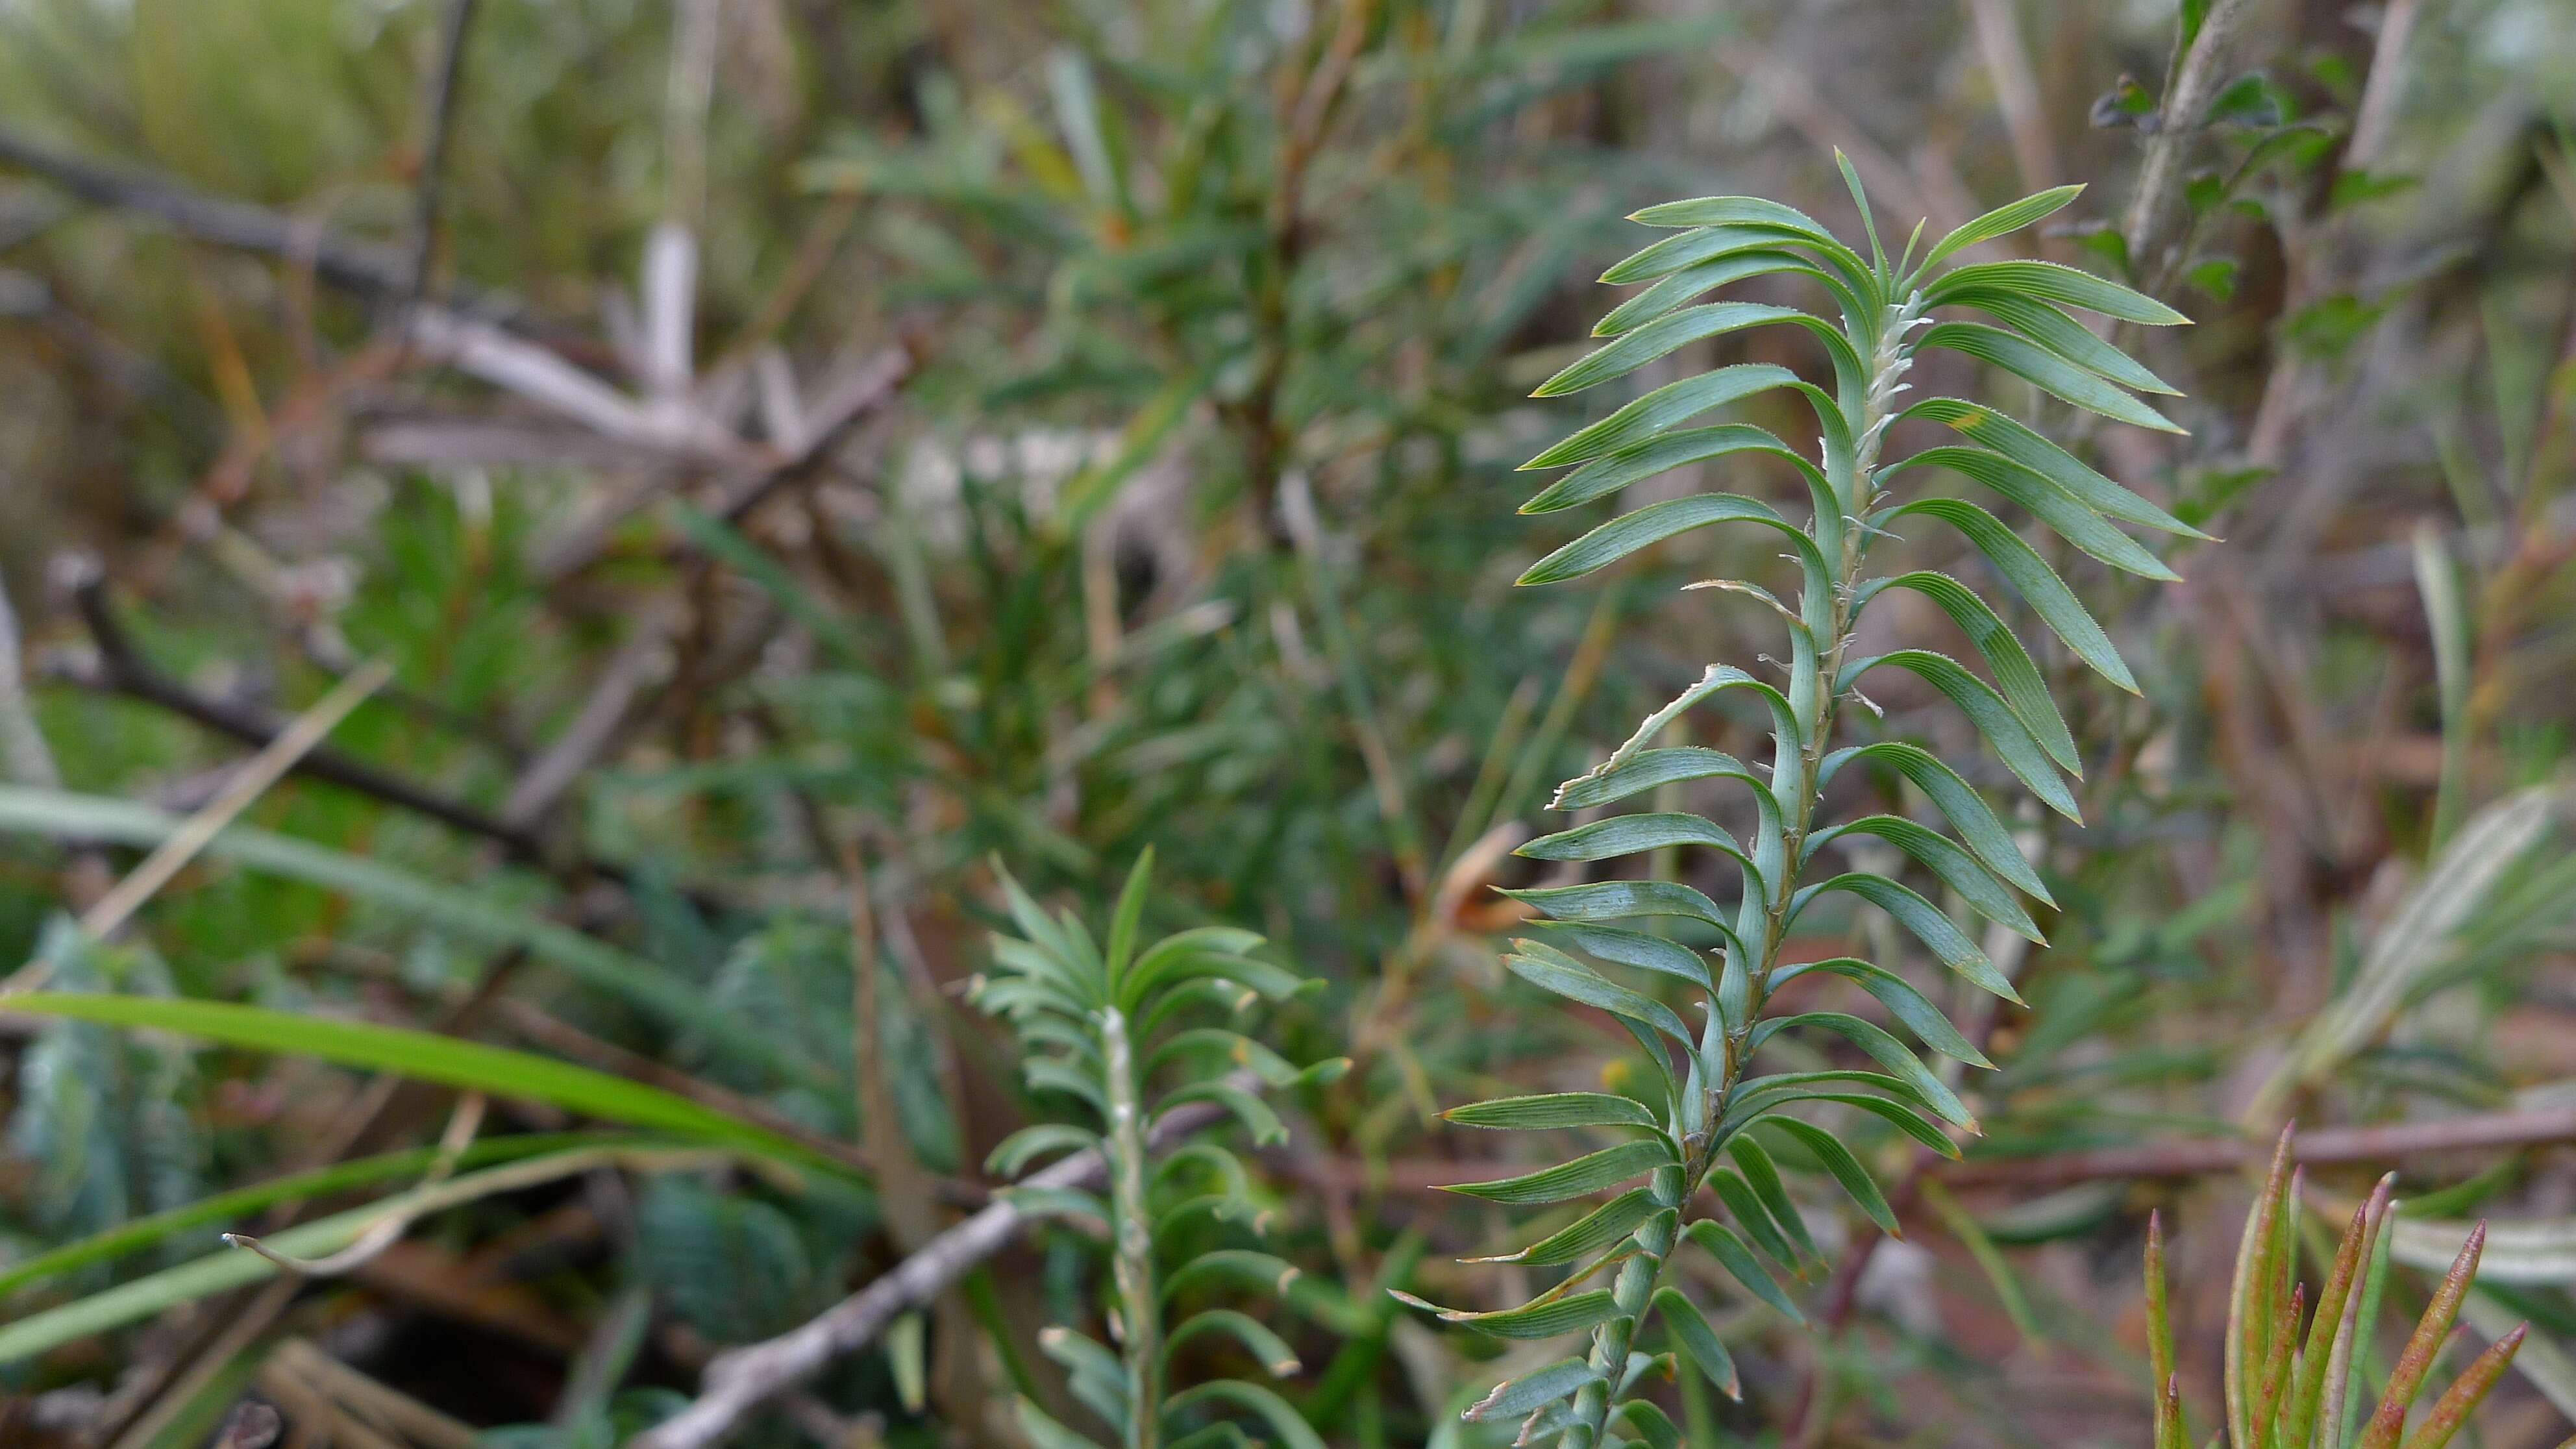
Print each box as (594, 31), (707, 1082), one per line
(1755, 1116), (1901, 1235)
(1920, 322), (2182, 432)
(1765, 956), (1992, 1066)
(1791, 873), (2021, 1002)
(1862, 571), (2078, 769)
(1439, 1140), (1674, 1204)
(1681, 1219), (1805, 1322)
(1443, 1092), (1661, 1132)
(1817, 741), (2050, 902)
(1472, 1189), (1665, 1266)
(1837, 650), (2080, 821)
(1504, 942), (1696, 1046)
(1464, 1359), (1604, 1424)
(1520, 425), (1816, 516)
(1901, 397), (2209, 538)
(1925, 259), (2190, 325)
(1652, 1287), (1740, 1400)
(1918, 185), (2083, 270)
(1521, 365), (1802, 471)
(1810, 813), (2043, 939)
(1517, 493), (1797, 586)
(1889, 445), (2179, 581)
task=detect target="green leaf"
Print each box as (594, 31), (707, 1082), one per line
(1472, 1189), (1665, 1266)
(1463, 1359), (1604, 1423)
(1924, 260), (2190, 325)
(1818, 741), (2050, 902)
(1551, 747), (1761, 811)
(1155, 1080), (1286, 1146)
(1921, 322), (2183, 432)
(1838, 651), (2081, 821)
(1863, 571), (2079, 769)
(1628, 195), (1835, 234)
(1504, 943), (1697, 1046)
(1159, 1381), (1328, 1449)
(1104, 848), (1154, 981)
(1681, 1219), (1805, 1322)
(1901, 397), (2209, 538)
(1815, 815), (2040, 937)
(1019, 1399), (1113, 1449)
(1594, 251), (1809, 336)
(1888, 445), (2180, 581)
(1706, 1168), (1805, 1270)
(1167, 1309), (1302, 1376)
(1750, 1011), (1977, 1128)
(0, 994), (841, 1174)
(1882, 499), (2138, 695)
(1505, 879), (1733, 934)
(1520, 424), (1813, 515)
(0, 789), (805, 1085)
(1652, 1287), (1740, 1400)
(1726, 1135), (1820, 1259)
(1519, 813), (1759, 899)
(1394, 1287), (1626, 1340)
(1443, 1093), (1661, 1131)
(1537, 303), (1853, 398)
(1440, 1140), (1674, 1204)
(1919, 185), (2084, 270)
(1530, 922), (1715, 990)
(1161, 1250), (1304, 1302)
(1755, 1117), (1902, 1235)
(1599, 226), (1794, 285)
(1521, 365), (1802, 470)
(1940, 288), (2179, 394)
(1616, 1399), (1684, 1449)
(1765, 957), (1994, 1066)
(1517, 493), (1793, 586)
(1792, 873), (2022, 1002)
(986, 1123), (1098, 1178)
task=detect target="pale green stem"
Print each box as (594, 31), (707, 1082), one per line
(1102, 1006), (1162, 1449)
(1555, 295), (1917, 1448)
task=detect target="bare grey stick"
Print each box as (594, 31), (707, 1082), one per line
(628, 1093), (1234, 1449)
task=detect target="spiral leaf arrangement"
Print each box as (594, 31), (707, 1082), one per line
(2145, 1133), (2524, 1449)
(1406, 162), (2205, 1444)
(974, 851), (1348, 1449)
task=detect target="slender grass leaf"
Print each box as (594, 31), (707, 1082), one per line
(0, 1145), (722, 1363)
(1, 994), (840, 1173)
(0, 789), (803, 1084)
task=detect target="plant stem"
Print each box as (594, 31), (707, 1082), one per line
(1102, 1006), (1163, 1449)
(1557, 295), (1918, 1447)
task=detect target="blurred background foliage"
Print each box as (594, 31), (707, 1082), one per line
(0, 0), (2573, 1446)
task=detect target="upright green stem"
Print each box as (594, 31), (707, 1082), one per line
(1101, 1006), (1162, 1449)
(1557, 296), (1919, 1448)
